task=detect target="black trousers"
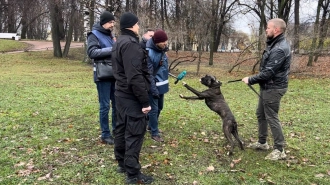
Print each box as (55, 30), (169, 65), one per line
(114, 95), (147, 178)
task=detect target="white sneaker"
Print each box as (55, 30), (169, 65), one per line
(265, 149), (287, 160)
(247, 142), (270, 150)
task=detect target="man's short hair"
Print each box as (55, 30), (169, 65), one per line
(269, 18), (286, 32)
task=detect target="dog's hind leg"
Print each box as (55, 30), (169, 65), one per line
(223, 123), (235, 155)
(232, 130), (244, 150)
(231, 123), (244, 150)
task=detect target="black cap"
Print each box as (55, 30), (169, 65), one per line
(120, 12), (138, 30)
(100, 11), (115, 25)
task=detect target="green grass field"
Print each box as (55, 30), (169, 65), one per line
(1, 42), (330, 184)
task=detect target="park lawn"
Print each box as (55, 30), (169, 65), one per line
(0, 49), (330, 184)
(0, 40), (28, 52)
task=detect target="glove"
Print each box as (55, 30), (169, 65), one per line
(152, 94), (160, 99)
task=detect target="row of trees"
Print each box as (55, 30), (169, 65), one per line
(0, 0), (329, 67)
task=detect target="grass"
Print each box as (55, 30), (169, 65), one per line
(1, 46), (330, 185)
(0, 39), (28, 52)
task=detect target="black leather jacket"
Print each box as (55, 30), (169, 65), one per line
(249, 34), (291, 90)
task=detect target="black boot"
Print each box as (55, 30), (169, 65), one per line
(100, 136), (114, 145)
(126, 173), (154, 184)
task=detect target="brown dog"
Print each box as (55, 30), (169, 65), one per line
(179, 75), (244, 155)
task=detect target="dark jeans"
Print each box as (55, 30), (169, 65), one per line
(148, 94), (164, 136)
(114, 95), (147, 178)
(96, 81), (116, 138)
(256, 88), (287, 150)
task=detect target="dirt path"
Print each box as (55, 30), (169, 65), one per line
(21, 40), (84, 51)
(2, 40), (84, 54)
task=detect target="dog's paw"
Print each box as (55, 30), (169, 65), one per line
(182, 81), (187, 86)
(179, 94), (184, 98)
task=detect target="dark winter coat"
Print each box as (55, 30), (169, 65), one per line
(249, 33), (291, 90)
(86, 22), (115, 82)
(111, 29), (151, 108)
(146, 38), (169, 96)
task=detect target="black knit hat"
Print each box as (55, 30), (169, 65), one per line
(120, 12), (138, 30)
(153, 30), (168, 44)
(100, 11), (115, 25)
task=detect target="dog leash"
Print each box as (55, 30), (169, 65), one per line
(248, 84), (262, 100)
(227, 79), (242, 83)
(227, 79), (263, 100)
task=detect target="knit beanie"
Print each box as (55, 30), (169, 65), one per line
(100, 11), (115, 25)
(120, 12), (138, 30)
(153, 30), (168, 44)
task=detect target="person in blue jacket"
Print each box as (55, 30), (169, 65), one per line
(86, 11), (116, 145)
(146, 29), (169, 142)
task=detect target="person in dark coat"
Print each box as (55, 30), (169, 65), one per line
(86, 11), (116, 145)
(242, 18), (291, 161)
(111, 12), (154, 184)
(145, 30), (169, 142)
(139, 28), (154, 49)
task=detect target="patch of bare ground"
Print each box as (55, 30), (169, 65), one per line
(167, 51), (330, 78)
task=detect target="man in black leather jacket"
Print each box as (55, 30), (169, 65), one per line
(242, 18), (291, 161)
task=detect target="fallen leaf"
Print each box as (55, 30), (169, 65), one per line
(302, 158), (309, 162)
(232, 158), (242, 164)
(315, 173), (324, 178)
(206, 165), (215, 172)
(266, 178), (276, 184)
(192, 180), (199, 185)
(141, 164), (152, 169)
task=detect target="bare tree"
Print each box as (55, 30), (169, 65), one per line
(307, 0), (322, 66)
(314, 0), (330, 62)
(49, 0), (64, 57)
(63, 0), (77, 57)
(293, 0), (300, 53)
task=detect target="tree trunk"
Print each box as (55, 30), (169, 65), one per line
(208, 0), (218, 65)
(160, 0), (164, 29)
(307, 0), (322, 66)
(314, 0), (330, 62)
(63, 0), (76, 57)
(49, 0), (63, 57)
(293, 0), (300, 54)
(277, 0), (292, 23)
(125, 0), (130, 12)
(83, 0), (93, 63)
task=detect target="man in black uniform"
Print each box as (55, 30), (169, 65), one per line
(111, 12), (154, 184)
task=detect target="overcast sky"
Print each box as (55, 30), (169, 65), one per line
(233, 1), (318, 35)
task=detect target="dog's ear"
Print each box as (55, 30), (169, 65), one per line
(218, 81), (222, 86)
(210, 75), (216, 82)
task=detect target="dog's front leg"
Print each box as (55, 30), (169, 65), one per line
(182, 81), (204, 98)
(179, 94), (202, 100)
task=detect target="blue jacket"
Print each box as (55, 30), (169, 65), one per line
(86, 22), (115, 82)
(146, 39), (169, 95)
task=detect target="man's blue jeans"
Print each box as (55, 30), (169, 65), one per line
(96, 81), (116, 138)
(148, 94), (164, 136)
